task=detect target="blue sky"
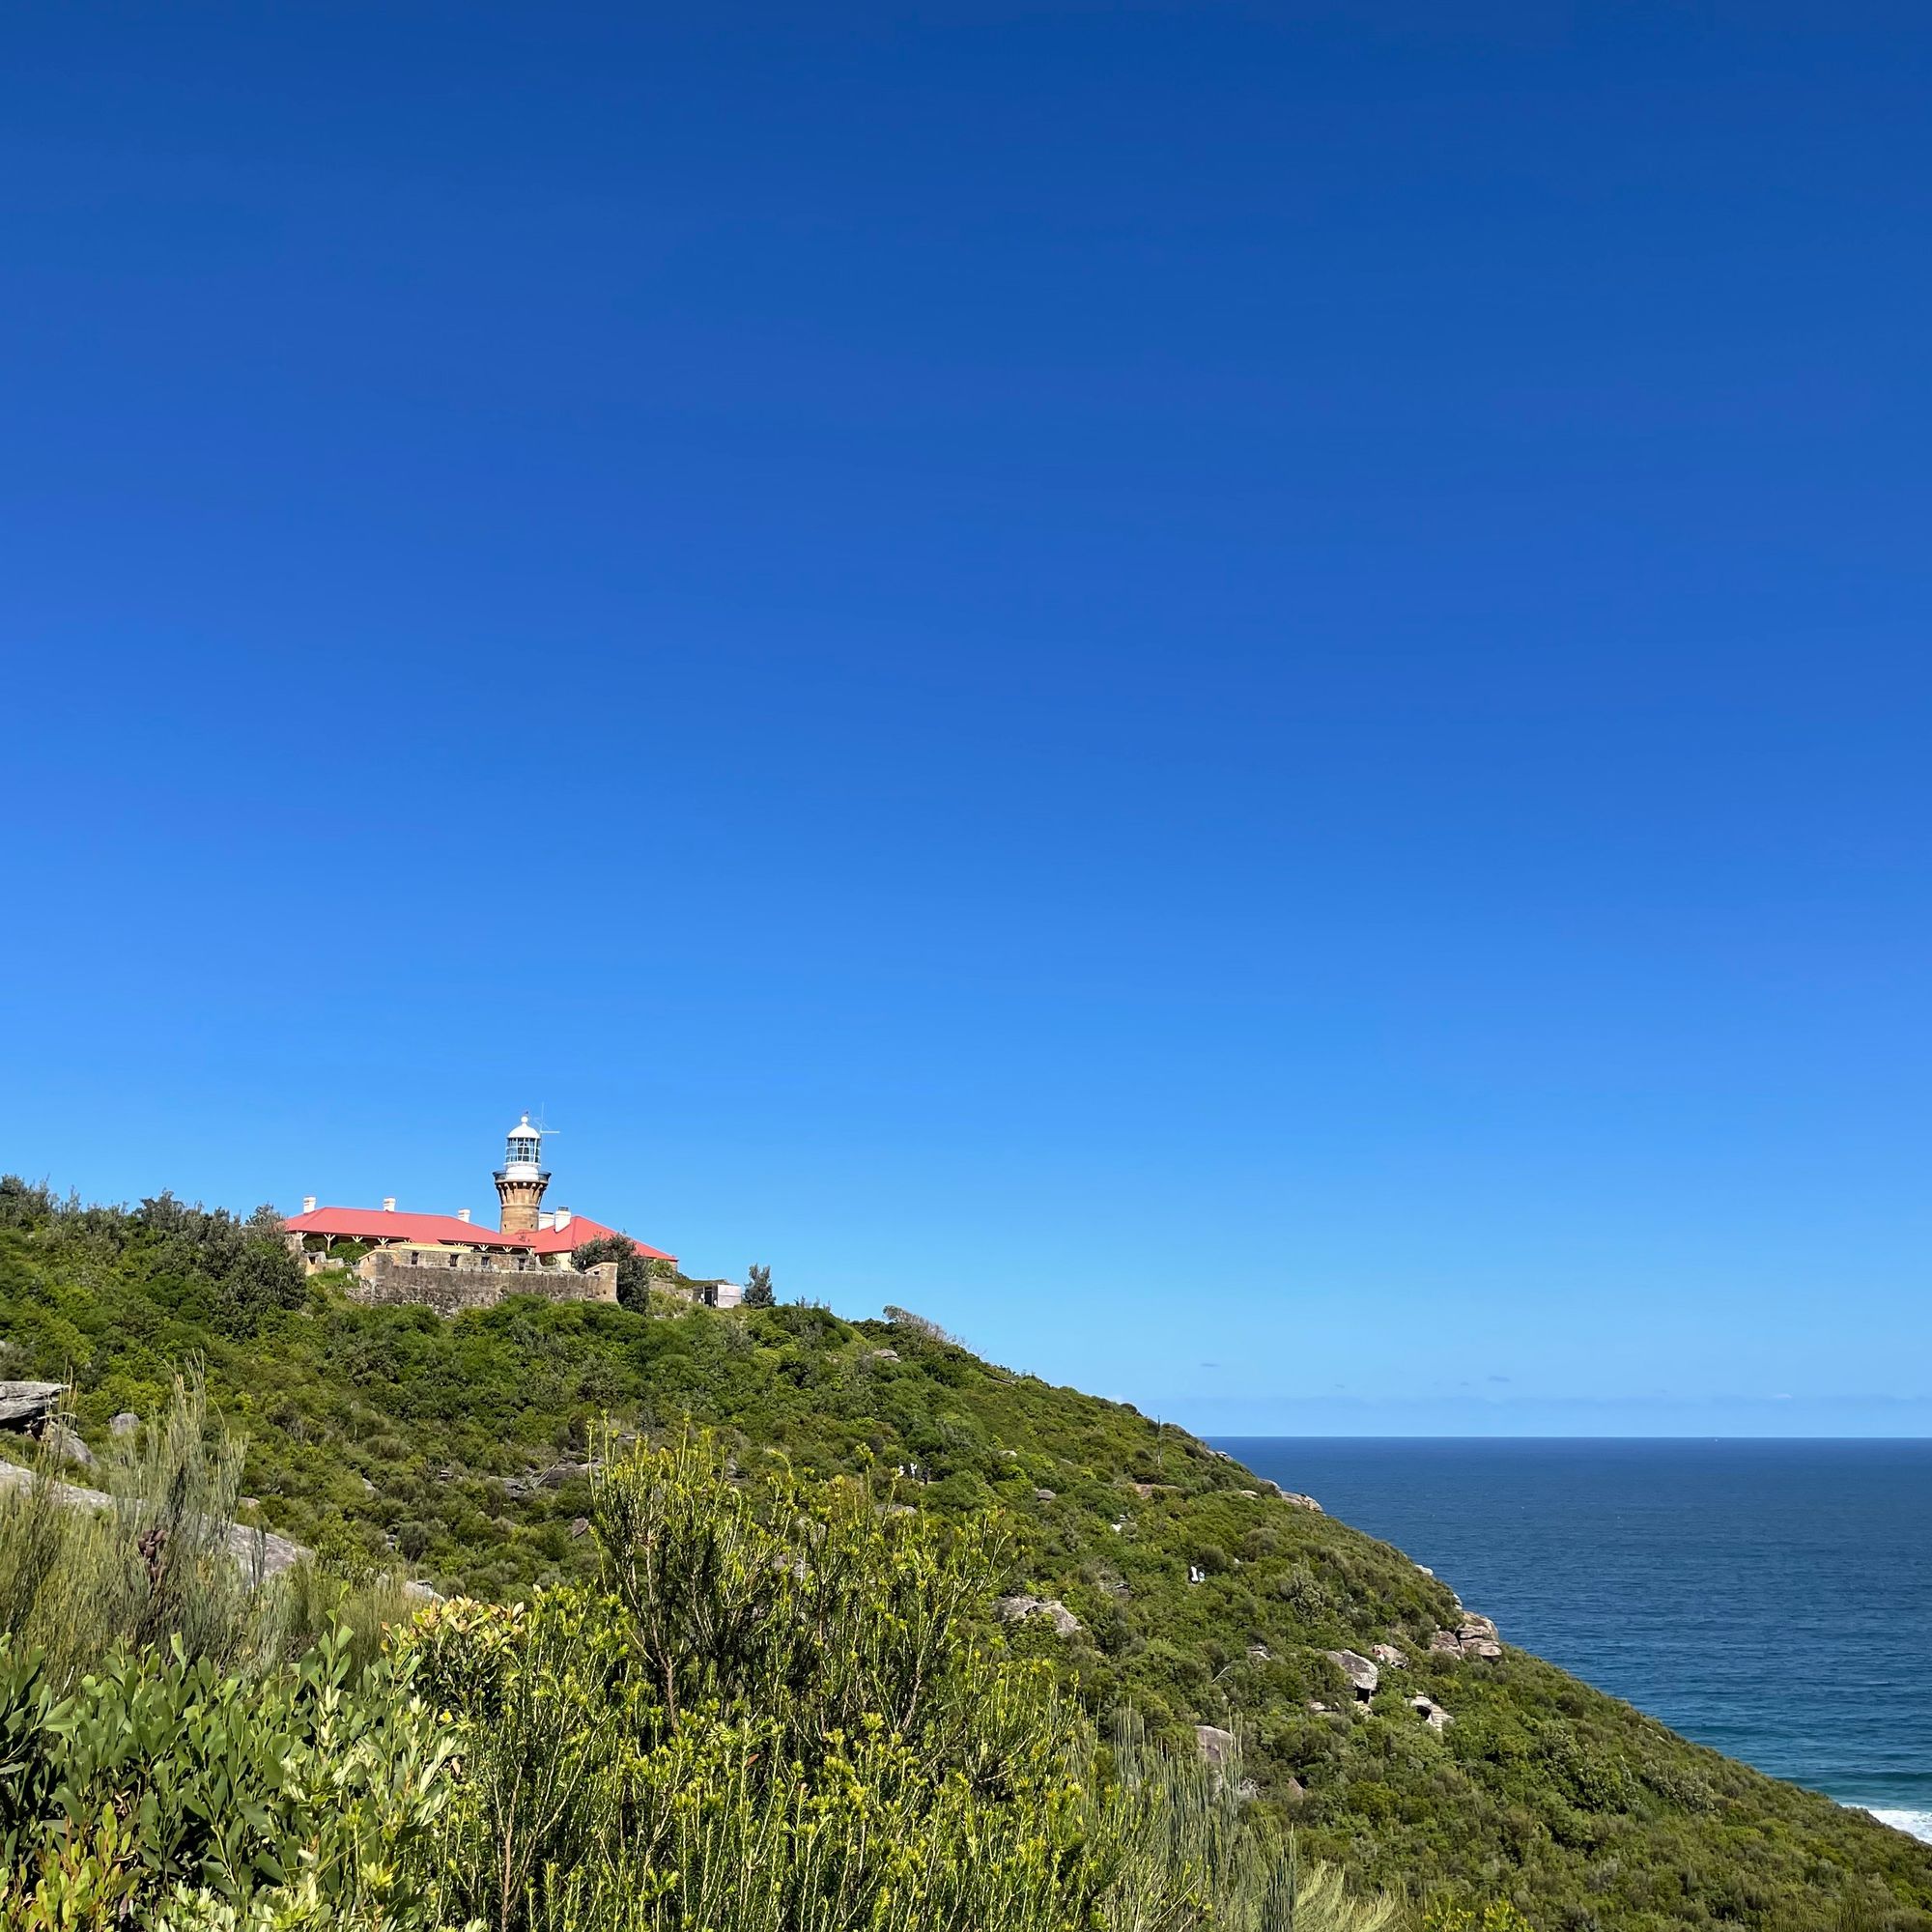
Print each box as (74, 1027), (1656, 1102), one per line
(6, 4), (1931, 1434)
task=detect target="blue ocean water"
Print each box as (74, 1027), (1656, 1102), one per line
(1215, 1438), (1932, 1841)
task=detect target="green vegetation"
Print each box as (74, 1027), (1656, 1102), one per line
(3, 1176), (1930, 1929)
(0, 1393), (1388, 1932)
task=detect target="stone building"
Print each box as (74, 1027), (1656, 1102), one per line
(283, 1114), (677, 1313)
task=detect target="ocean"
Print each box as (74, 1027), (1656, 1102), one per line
(1215, 1438), (1932, 1842)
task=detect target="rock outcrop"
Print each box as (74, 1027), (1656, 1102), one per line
(1430, 1613), (1503, 1661)
(1370, 1642), (1407, 1667)
(0, 1461), (310, 1577)
(0, 1382), (63, 1428)
(995, 1593), (1082, 1636)
(1255, 1479), (1323, 1512)
(1410, 1693), (1454, 1732)
(1327, 1648), (1379, 1701)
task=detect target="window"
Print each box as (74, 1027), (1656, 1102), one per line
(507, 1136), (540, 1166)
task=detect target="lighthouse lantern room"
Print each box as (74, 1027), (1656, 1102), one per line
(495, 1113), (551, 1233)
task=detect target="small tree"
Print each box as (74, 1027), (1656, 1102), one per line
(743, 1264), (774, 1308)
(573, 1235), (653, 1311)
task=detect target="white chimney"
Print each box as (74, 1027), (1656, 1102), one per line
(456, 1208), (471, 1224)
(382, 1197), (397, 1213)
(301, 1195), (317, 1213)
(536, 1210), (554, 1232)
(554, 1207), (573, 1232)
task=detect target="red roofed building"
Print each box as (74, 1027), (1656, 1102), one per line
(284, 1116), (676, 1279)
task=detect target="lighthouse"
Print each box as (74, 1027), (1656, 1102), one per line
(494, 1113), (550, 1234)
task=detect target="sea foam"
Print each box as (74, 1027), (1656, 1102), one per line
(1861, 1807), (1932, 1845)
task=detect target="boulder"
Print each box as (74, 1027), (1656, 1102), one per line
(1326, 1648), (1379, 1700)
(1283, 1776), (1307, 1804)
(995, 1594), (1082, 1636)
(1370, 1642), (1408, 1667)
(0, 1382), (62, 1428)
(40, 1420), (93, 1469)
(1194, 1723), (1237, 1769)
(109, 1411), (140, 1439)
(1410, 1694), (1454, 1732)
(1247, 1642), (1273, 1662)
(1034, 1488), (1057, 1501)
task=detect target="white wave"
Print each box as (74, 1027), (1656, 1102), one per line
(1860, 1806), (1932, 1844)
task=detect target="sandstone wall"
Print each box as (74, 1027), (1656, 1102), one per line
(351, 1248), (619, 1315)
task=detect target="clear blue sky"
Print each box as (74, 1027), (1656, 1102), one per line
(6, 4), (1930, 1435)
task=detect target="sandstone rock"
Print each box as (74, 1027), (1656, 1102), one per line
(870, 1348), (899, 1362)
(109, 1411), (140, 1439)
(1327, 1649), (1379, 1699)
(0, 1460), (310, 1579)
(1370, 1642), (1408, 1667)
(1035, 1488), (1057, 1501)
(1247, 1642), (1273, 1662)
(40, 1420), (93, 1469)
(995, 1594), (1081, 1636)
(569, 1516), (590, 1539)
(1409, 1694), (1455, 1732)
(1430, 1623), (1499, 1669)
(0, 1382), (62, 1428)
(1457, 1614), (1503, 1658)
(1283, 1776), (1307, 1804)
(1429, 1616), (1502, 1661)
(1194, 1723), (1236, 1769)
(1280, 1492), (1323, 1513)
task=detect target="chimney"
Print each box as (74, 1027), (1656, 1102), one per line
(554, 1207), (573, 1232)
(382, 1197), (397, 1213)
(301, 1195), (317, 1213)
(536, 1210), (555, 1232)
(456, 1208), (471, 1224)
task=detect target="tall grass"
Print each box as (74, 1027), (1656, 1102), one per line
(0, 1368), (412, 1684)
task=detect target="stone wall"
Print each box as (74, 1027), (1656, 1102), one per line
(350, 1247), (619, 1316)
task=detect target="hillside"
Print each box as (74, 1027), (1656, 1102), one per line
(3, 1178), (1929, 1931)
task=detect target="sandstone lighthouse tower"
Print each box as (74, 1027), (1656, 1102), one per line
(494, 1113), (551, 1234)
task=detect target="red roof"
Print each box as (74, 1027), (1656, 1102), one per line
(285, 1207), (676, 1266)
